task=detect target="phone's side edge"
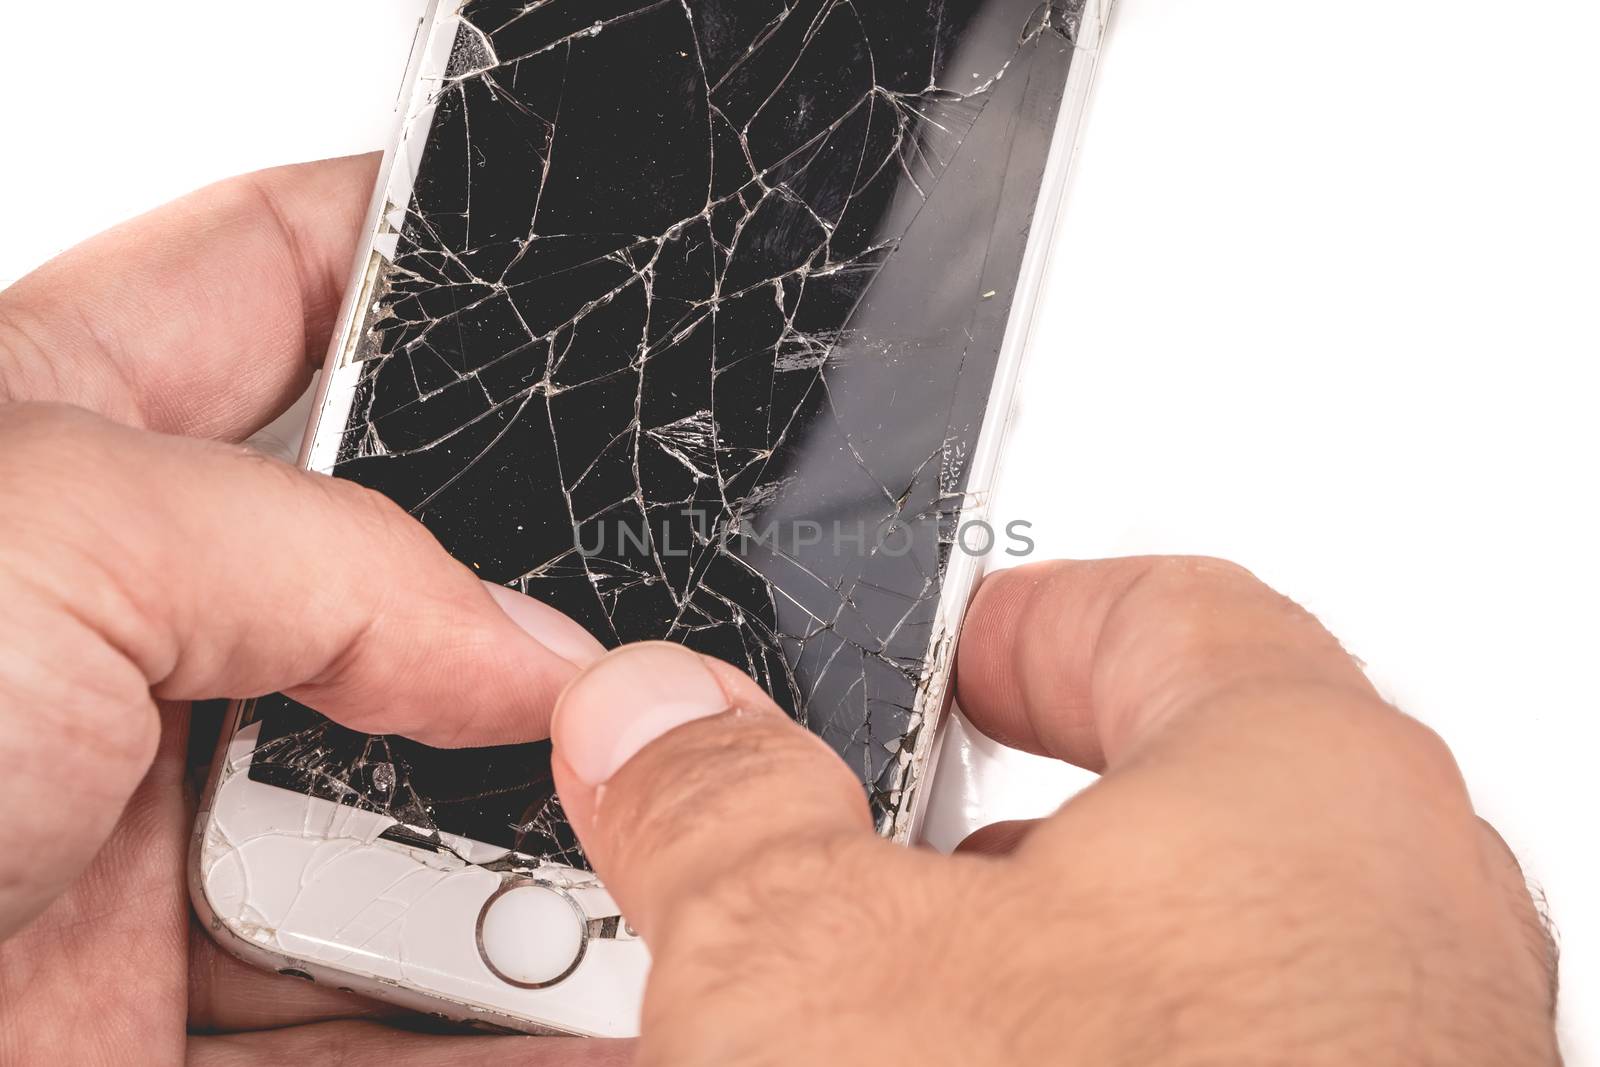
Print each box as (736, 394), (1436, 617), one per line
(897, 0), (1116, 846)
(300, 0), (456, 477)
(188, 0), (450, 965)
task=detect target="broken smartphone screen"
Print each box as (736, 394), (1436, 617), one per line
(241, 0), (1102, 870)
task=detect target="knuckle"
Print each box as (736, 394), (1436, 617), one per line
(0, 401), (108, 476)
(696, 831), (866, 922)
(1128, 554), (1265, 613)
(1108, 557), (1256, 669)
(0, 301), (71, 412)
(1114, 554), (1339, 671)
(222, 446), (433, 563)
(1016, 556), (1275, 670)
(64, 678), (163, 785)
(332, 478), (440, 558)
(613, 716), (823, 856)
(1364, 709), (1470, 796)
(0, 404), (130, 573)
(660, 832), (896, 990)
(0, 583), (160, 793)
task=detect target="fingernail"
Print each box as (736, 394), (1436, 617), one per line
(553, 644), (729, 785)
(482, 581), (606, 668)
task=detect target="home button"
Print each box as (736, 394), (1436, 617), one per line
(476, 882), (588, 988)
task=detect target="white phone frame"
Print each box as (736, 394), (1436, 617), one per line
(190, 0), (1113, 1038)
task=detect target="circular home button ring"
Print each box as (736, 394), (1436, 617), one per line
(475, 880), (590, 989)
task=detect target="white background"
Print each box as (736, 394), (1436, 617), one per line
(2, 0), (1595, 1059)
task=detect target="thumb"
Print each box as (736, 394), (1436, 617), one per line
(550, 643), (872, 942)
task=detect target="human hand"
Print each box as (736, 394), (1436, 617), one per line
(0, 158), (623, 1065)
(550, 558), (1561, 1065)
(0, 159), (1561, 1067)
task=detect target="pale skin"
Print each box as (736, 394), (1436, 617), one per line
(0, 157), (1559, 1065)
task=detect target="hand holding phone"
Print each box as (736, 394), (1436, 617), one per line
(0, 0), (1558, 1058)
(545, 560), (1560, 1066)
(0, 177), (1557, 1059)
(0, 156), (606, 1062)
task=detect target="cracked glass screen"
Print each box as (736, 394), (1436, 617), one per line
(245, 0), (1085, 867)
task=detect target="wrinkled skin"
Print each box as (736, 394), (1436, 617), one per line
(0, 160), (1560, 1066)
(0, 157), (625, 1066)
(552, 571), (1562, 1065)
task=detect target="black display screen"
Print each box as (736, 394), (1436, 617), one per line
(248, 0), (1085, 867)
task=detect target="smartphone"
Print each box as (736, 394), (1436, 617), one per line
(191, 0), (1110, 1037)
